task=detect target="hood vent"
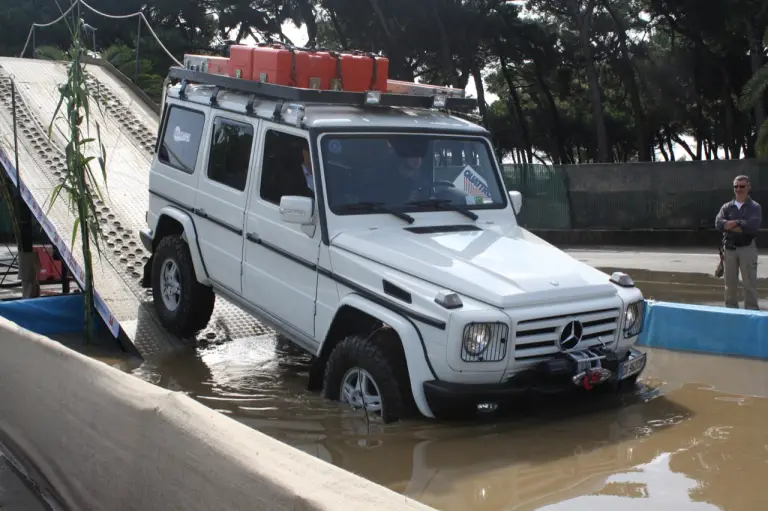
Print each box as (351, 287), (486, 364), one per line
(405, 225), (481, 234)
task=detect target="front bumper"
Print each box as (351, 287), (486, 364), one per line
(423, 348), (646, 418)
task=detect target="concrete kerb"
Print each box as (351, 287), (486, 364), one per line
(637, 300), (768, 359)
(0, 317), (435, 511)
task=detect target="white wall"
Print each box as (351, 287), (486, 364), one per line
(0, 317), (434, 511)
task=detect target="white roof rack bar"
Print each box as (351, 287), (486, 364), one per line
(168, 67), (478, 112)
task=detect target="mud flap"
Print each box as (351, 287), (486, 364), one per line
(141, 255), (153, 289)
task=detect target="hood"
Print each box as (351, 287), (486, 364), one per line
(331, 226), (617, 308)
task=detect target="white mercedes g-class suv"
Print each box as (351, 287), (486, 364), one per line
(140, 67), (647, 423)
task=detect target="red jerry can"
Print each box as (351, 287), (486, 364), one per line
(335, 52), (389, 92)
(306, 51), (337, 90)
(251, 43), (311, 88)
(229, 45), (256, 80)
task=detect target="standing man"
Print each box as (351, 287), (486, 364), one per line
(715, 175), (762, 310)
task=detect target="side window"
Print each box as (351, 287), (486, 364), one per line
(158, 106), (205, 174)
(260, 129), (313, 205)
(207, 117), (254, 192)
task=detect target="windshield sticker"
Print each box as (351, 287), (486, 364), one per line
(328, 140), (342, 154)
(454, 165), (492, 201)
(173, 126), (191, 143)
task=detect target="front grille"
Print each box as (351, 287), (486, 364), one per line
(513, 308), (621, 361)
(461, 322), (509, 362)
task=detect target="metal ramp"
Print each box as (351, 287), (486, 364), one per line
(0, 57), (273, 357)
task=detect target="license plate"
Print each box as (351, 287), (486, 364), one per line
(618, 353), (646, 380)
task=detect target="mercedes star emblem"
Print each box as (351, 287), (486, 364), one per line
(558, 320), (584, 351)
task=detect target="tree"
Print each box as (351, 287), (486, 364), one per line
(527, 0), (611, 162)
(741, 29), (768, 157)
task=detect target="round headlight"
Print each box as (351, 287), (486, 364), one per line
(624, 303), (638, 327)
(463, 325), (491, 356)
(624, 302), (644, 337)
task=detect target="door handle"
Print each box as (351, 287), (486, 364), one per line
(195, 208), (207, 218)
(246, 232), (260, 244)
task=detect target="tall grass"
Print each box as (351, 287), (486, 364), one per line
(47, 8), (108, 342)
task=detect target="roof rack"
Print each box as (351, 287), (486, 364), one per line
(167, 67), (478, 112)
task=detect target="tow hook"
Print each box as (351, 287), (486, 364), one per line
(572, 368), (612, 390)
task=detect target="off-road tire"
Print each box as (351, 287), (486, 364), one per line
(323, 332), (413, 424)
(152, 235), (215, 338)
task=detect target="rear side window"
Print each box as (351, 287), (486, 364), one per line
(207, 117), (254, 191)
(158, 106), (205, 174)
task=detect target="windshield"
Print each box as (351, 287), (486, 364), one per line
(320, 135), (507, 216)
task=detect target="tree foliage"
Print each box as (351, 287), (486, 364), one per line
(1, 0), (767, 163)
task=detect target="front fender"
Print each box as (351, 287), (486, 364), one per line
(155, 206), (211, 286)
(332, 294), (437, 419)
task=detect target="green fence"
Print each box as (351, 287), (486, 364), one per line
(502, 164), (572, 229)
(502, 160), (768, 231)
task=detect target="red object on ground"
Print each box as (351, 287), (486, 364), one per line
(33, 245), (63, 283)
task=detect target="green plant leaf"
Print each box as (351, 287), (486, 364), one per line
(756, 118), (768, 158)
(739, 65), (768, 111)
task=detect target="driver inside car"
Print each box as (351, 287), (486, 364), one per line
(380, 137), (433, 204)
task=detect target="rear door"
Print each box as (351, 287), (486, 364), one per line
(194, 113), (258, 293)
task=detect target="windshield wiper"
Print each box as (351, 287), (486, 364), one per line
(337, 202), (415, 224)
(407, 199), (479, 221)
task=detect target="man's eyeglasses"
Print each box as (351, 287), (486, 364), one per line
(734, 185), (747, 189)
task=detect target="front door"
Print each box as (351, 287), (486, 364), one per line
(194, 113), (257, 293)
(243, 123), (320, 339)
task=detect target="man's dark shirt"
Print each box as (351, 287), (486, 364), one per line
(715, 197), (762, 247)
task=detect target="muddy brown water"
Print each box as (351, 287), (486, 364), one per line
(79, 270), (768, 510)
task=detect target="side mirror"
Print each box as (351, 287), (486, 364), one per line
(508, 190), (523, 215)
(279, 196), (315, 225)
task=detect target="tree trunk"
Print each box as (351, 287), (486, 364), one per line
(747, 18), (766, 151)
(694, 44), (704, 160)
(367, 0), (408, 78)
(672, 132), (696, 160)
(295, 0), (317, 47)
(531, 48), (569, 164)
(327, 8), (349, 50)
(497, 42), (534, 163)
(604, 1), (650, 161)
(471, 61), (488, 126)
(574, 3), (609, 162)
(429, 0), (461, 88)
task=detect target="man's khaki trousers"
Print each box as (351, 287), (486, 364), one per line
(724, 241), (760, 310)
